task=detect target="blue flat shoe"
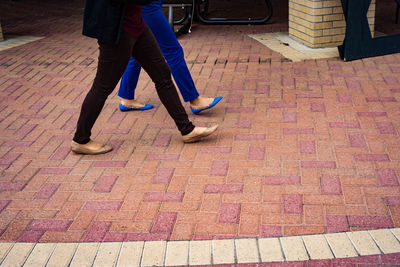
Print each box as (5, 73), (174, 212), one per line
(119, 103), (154, 112)
(190, 96), (223, 114)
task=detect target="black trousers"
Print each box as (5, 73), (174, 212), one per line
(73, 27), (195, 144)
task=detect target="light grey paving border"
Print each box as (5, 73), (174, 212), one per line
(249, 32), (339, 62)
(0, 228), (399, 266)
(0, 35), (44, 52)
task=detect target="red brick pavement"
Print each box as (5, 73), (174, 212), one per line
(0, 0), (400, 243)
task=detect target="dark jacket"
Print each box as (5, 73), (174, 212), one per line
(82, 0), (154, 44)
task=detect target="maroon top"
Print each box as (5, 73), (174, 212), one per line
(123, 4), (146, 38)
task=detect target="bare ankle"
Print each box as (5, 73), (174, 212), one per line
(121, 99), (144, 107)
(190, 96), (213, 107)
(190, 96), (201, 105)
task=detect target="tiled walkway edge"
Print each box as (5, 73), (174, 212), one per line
(1, 228), (399, 266)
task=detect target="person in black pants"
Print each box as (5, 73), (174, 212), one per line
(71, 0), (218, 155)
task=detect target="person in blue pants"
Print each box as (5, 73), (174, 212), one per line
(118, 0), (222, 114)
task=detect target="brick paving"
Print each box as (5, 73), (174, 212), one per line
(0, 0), (400, 245)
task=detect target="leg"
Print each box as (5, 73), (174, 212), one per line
(143, 1), (223, 113)
(73, 32), (134, 144)
(131, 27), (195, 135)
(143, 0), (199, 102)
(118, 57), (141, 101)
(118, 57), (154, 111)
(117, 0), (196, 104)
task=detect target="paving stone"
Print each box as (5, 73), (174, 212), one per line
(301, 161), (337, 169)
(248, 146), (266, 160)
(349, 134), (367, 147)
(24, 243), (56, 267)
(212, 239), (235, 264)
(1, 243), (34, 267)
(34, 183), (60, 200)
(353, 154), (390, 162)
(376, 122), (396, 134)
(93, 242), (121, 267)
(235, 238), (259, 263)
(165, 241), (189, 266)
(0, 243), (13, 263)
(299, 141), (316, 154)
(280, 236), (308, 261)
(27, 219), (72, 231)
(283, 194), (303, 214)
(83, 221), (112, 242)
(260, 225), (282, 237)
(369, 229), (400, 254)
(141, 241), (166, 266)
(210, 161), (229, 176)
(0, 182), (25, 191)
(144, 192), (184, 202)
(69, 243), (99, 267)
(19, 229), (45, 242)
(46, 243), (78, 267)
(117, 241), (144, 267)
(263, 176), (301, 185)
(320, 176), (342, 195)
(258, 237), (284, 262)
(302, 234), (333, 260)
(153, 168), (174, 184)
(93, 176), (119, 192)
(325, 233), (358, 258)
(346, 231), (381, 256)
(376, 169), (399, 186)
(151, 212), (177, 233)
(83, 201), (122, 211)
(204, 184), (243, 193)
(391, 228), (400, 240)
(218, 203), (241, 223)
(189, 240), (212, 266)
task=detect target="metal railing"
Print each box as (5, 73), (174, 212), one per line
(195, 0), (273, 25)
(162, 0), (274, 36)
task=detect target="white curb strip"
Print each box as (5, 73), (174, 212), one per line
(0, 228), (399, 266)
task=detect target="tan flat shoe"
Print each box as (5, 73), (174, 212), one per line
(71, 140), (112, 155)
(182, 125), (219, 143)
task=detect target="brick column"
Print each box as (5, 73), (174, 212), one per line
(289, 0), (376, 48)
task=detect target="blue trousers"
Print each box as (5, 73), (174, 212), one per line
(118, 0), (199, 102)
